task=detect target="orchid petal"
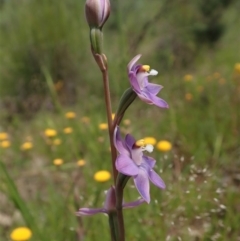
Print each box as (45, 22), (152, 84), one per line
(147, 93), (169, 108)
(142, 155), (156, 169)
(127, 54), (142, 71)
(116, 155), (139, 176)
(123, 198), (145, 209)
(76, 207), (106, 216)
(133, 168), (150, 203)
(129, 72), (141, 93)
(114, 127), (130, 156)
(125, 134), (135, 150)
(148, 169), (166, 189)
(145, 83), (163, 95)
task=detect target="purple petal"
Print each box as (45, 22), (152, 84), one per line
(125, 134), (135, 150)
(114, 127), (130, 156)
(129, 72), (141, 93)
(127, 54), (142, 71)
(145, 83), (163, 95)
(148, 169), (166, 189)
(116, 155), (139, 176)
(142, 155), (156, 169)
(76, 207), (106, 216)
(133, 168), (150, 203)
(123, 198), (145, 209)
(147, 93), (169, 108)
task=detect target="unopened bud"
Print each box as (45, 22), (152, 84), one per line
(85, 0), (110, 29)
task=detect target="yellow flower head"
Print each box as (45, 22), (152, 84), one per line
(183, 74), (193, 82)
(156, 140), (172, 152)
(53, 138), (62, 145)
(65, 111), (76, 119)
(196, 86), (204, 93)
(0, 140), (11, 148)
(44, 129), (57, 137)
(94, 170), (111, 182)
(81, 116), (90, 124)
(10, 227), (32, 241)
(0, 132), (8, 141)
(20, 142), (33, 151)
(77, 159), (86, 167)
(53, 158), (63, 166)
(234, 63), (240, 74)
(213, 72), (220, 79)
(185, 93), (193, 101)
(99, 123), (108, 130)
(63, 127), (73, 134)
(143, 137), (157, 145)
(123, 119), (131, 125)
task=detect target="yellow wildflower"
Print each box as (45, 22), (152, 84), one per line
(65, 111), (76, 119)
(54, 81), (63, 91)
(123, 119), (131, 125)
(10, 227), (32, 241)
(44, 129), (57, 137)
(112, 113), (115, 120)
(20, 142), (33, 151)
(81, 116), (90, 123)
(99, 123), (108, 130)
(0, 132), (8, 141)
(63, 127), (73, 134)
(0, 140), (11, 148)
(156, 140), (172, 152)
(94, 170), (111, 182)
(213, 72), (220, 79)
(183, 74), (193, 82)
(196, 86), (204, 93)
(219, 78), (225, 85)
(234, 63), (240, 74)
(143, 137), (157, 145)
(53, 138), (62, 145)
(77, 159), (86, 167)
(53, 158), (63, 166)
(185, 93), (193, 101)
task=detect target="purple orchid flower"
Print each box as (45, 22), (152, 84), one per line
(114, 126), (165, 203)
(128, 54), (169, 108)
(76, 186), (145, 216)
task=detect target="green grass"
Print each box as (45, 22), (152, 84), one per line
(1, 0), (240, 241)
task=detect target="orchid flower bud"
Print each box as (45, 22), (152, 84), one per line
(85, 0), (110, 29)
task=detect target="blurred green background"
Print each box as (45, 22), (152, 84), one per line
(0, 0), (240, 240)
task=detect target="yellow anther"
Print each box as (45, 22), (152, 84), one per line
(141, 65), (150, 72)
(135, 139), (145, 147)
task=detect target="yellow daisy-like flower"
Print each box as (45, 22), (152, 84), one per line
(65, 111), (76, 119)
(52, 138), (62, 145)
(185, 93), (193, 101)
(94, 170), (111, 182)
(77, 159), (86, 167)
(183, 74), (193, 82)
(99, 123), (108, 130)
(0, 140), (11, 148)
(81, 116), (90, 124)
(53, 158), (63, 166)
(143, 137), (157, 145)
(213, 72), (220, 79)
(123, 119), (131, 125)
(218, 78), (226, 85)
(20, 142), (33, 151)
(63, 127), (73, 134)
(112, 113), (115, 120)
(156, 140), (172, 152)
(10, 227), (32, 241)
(0, 132), (8, 141)
(234, 63), (240, 74)
(44, 129), (57, 137)
(196, 86), (204, 93)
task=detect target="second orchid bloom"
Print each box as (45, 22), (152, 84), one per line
(114, 126), (165, 203)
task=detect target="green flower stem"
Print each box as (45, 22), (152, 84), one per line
(109, 212), (120, 241)
(101, 66), (118, 185)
